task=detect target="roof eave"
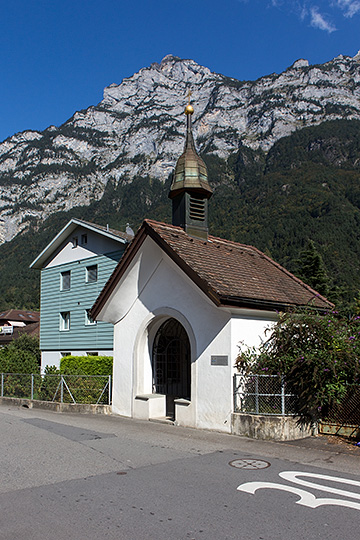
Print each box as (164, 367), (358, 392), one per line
(218, 294), (333, 313)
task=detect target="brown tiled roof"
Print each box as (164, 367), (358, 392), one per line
(91, 219), (332, 317)
(0, 309), (40, 324)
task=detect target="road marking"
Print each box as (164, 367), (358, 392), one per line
(237, 471), (360, 511)
(279, 471), (360, 500)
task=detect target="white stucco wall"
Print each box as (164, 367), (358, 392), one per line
(98, 236), (278, 433)
(230, 312), (277, 375)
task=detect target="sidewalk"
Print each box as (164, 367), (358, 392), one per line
(284, 432), (360, 455)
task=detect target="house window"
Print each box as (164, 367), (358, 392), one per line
(60, 270), (71, 291)
(72, 236), (78, 248)
(59, 311), (70, 331)
(81, 234), (88, 245)
(86, 264), (98, 283)
(85, 309), (96, 326)
(86, 352), (98, 356)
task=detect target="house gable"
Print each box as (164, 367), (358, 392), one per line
(30, 218), (131, 270)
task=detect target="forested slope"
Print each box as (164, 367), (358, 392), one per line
(1, 119), (360, 310)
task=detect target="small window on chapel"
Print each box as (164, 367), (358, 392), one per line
(81, 234), (88, 245)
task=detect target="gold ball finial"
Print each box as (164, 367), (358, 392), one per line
(185, 89), (194, 115)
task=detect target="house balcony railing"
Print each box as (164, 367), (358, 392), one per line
(0, 326), (13, 335)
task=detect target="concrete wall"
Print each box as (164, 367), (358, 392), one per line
(231, 412), (314, 441)
(0, 397), (111, 415)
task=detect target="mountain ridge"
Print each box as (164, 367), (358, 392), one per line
(1, 52), (360, 244)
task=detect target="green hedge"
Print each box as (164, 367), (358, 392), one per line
(60, 355), (113, 376)
(0, 335), (40, 373)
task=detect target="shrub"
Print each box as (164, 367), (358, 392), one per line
(235, 310), (360, 421)
(54, 356), (113, 404)
(60, 355), (113, 376)
(0, 335), (40, 374)
(37, 365), (61, 401)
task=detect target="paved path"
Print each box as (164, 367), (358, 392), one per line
(0, 404), (359, 539)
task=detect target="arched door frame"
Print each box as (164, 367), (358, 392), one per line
(152, 318), (191, 416)
(132, 308), (197, 410)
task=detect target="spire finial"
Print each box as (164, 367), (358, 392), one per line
(185, 89), (194, 115)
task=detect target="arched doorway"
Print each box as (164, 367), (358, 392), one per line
(152, 318), (191, 418)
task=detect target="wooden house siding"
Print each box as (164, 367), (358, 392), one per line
(40, 249), (124, 351)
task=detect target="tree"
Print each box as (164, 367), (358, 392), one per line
(295, 240), (330, 297)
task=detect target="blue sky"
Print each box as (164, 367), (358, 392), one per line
(0, 0), (359, 142)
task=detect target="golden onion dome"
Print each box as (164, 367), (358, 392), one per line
(185, 104), (194, 115)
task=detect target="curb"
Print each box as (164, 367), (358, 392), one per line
(0, 396), (112, 415)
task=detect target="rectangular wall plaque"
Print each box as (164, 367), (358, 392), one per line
(211, 355), (229, 366)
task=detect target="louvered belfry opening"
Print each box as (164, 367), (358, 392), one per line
(152, 318), (191, 418)
(189, 194), (206, 221)
(169, 101), (212, 240)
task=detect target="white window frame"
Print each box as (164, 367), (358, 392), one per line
(85, 309), (96, 326)
(59, 311), (70, 331)
(60, 270), (71, 291)
(86, 264), (98, 283)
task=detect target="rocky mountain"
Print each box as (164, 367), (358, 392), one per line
(2, 117), (360, 310)
(1, 52), (360, 244)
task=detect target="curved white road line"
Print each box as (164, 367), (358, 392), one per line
(279, 471), (360, 500)
(237, 476), (360, 511)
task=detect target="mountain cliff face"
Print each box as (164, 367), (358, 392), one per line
(1, 52), (360, 244)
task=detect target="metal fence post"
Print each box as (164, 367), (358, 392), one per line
(233, 374), (236, 412)
(1, 373), (3, 397)
(31, 374), (34, 400)
(60, 376), (64, 403)
(255, 375), (259, 414)
(108, 375), (112, 405)
(281, 375), (285, 415)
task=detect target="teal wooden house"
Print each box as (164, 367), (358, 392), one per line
(30, 218), (132, 371)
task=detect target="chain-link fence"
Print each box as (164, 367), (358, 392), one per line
(233, 373), (298, 416)
(321, 384), (360, 427)
(0, 373), (112, 405)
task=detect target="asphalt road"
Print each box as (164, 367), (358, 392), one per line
(0, 403), (359, 540)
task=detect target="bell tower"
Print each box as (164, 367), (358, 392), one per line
(168, 95), (212, 240)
